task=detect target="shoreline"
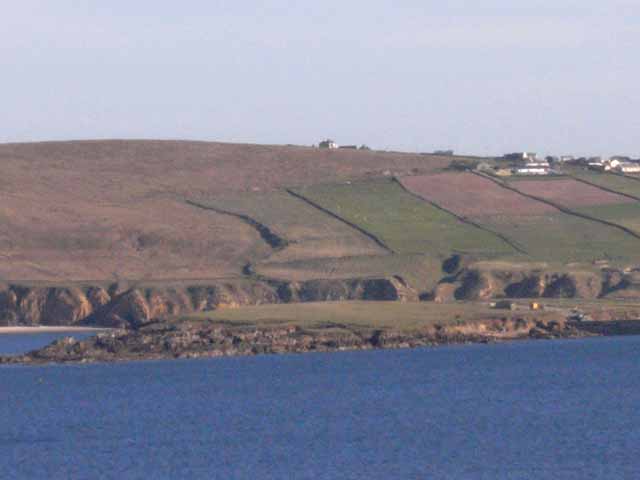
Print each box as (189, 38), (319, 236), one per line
(0, 326), (112, 335)
(2, 318), (640, 366)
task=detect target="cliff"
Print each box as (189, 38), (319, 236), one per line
(4, 264), (640, 329)
(0, 277), (417, 328)
(430, 265), (640, 302)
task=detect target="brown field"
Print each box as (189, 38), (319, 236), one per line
(399, 172), (556, 217)
(513, 179), (633, 207)
(0, 140), (453, 200)
(0, 195), (270, 281)
(0, 140), (453, 282)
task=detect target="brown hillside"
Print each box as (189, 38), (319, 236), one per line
(0, 140), (452, 282)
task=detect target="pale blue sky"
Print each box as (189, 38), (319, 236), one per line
(3, 1), (639, 156)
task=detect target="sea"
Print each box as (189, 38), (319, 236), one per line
(2, 334), (640, 479)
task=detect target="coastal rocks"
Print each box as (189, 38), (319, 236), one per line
(0, 276), (417, 328)
(0, 286), (100, 326)
(438, 267), (606, 301)
(290, 277), (417, 303)
(430, 283), (456, 303)
(41, 288), (94, 325)
(1, 314), (590, 365)
(453, 270), (495, 300)
(89, 290), (152, 329)
(0, 289), (19, 325)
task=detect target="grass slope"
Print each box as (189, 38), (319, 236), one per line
(293, 179), (517, 257)
(190, 191), (386, 262)
(0, 140), (456, 282)
(478, 213), (640, 263)
(256, 253), (445, 291)
(501, 176), (640, 259)
(567, 169), (640, 199)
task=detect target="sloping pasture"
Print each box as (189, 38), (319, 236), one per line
(512, 178), (635, 208)
(292, 179), (517, 257)
(256, 253), (445, 291)
(399, 172), (556, 217)
(567, 169), (640, 199)
(190, 191), (386, 263)
(0, 140), (458, 282)
(400, 172), (640, 263)
(478, 213), (640, 263)
(509, 176), (640, 238)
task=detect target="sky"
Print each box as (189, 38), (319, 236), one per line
(2, 1), (639, 156)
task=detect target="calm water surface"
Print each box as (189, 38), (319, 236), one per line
(2, 336), (640, 479)
(0, 332), (95, 356)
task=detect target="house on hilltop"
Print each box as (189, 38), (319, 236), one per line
(318, 139), (338, 149)
(512, 158), (551, 176)
(501, 152), (550, 175)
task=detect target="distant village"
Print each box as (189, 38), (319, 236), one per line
(479, 152), (640, 176)
(316, 138), (640, 176)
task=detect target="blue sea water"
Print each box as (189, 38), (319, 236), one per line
(0, 332), (95, 356)
(2, 335), (640, 479)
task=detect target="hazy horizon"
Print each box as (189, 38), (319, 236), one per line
(3, 1), (639, 157)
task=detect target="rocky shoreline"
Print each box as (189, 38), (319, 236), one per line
(5, 315), (634, 366)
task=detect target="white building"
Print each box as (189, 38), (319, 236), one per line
(512, 159), (550, 175)
(614, 162), (640, 174)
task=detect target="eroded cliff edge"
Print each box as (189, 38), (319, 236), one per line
(3, 263), (640, 330)
(0, 277), (417, 328)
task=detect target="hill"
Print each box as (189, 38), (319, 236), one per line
(0, 140), (455, 282)
(3, 139), (640, 329)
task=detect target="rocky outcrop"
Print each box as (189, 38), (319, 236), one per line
(0, 314), (588, 365)
(438, 268), (607, 301)
(0, 276), (418, 328)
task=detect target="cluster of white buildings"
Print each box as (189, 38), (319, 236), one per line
(586, 157), (640, 174)
(499, 152), (640, 176)
(501, 152), (552, 175)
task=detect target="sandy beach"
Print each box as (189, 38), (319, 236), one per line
(0, 326), (111, 335)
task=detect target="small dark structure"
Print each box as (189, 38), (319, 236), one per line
(318, 139), (338, 149)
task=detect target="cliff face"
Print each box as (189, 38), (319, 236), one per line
(432, 267), (628, 302)
(3, 265), (639, 329)
(0, 277), (418, 328)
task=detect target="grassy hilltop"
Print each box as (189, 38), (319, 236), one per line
(2, 139), (640, 299)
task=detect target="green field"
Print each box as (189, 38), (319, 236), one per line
(505, 171), (640, 240)
(256, 253), (446, 291)
(185, 301), (502, 332)
(573, 203), (640, 236)
(565, 172), (640, 235)
(193, 191), (385, 262)
(567, 169), (640, 199)
(479, 212), (640, 263)
(293, 179), (517, 257)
